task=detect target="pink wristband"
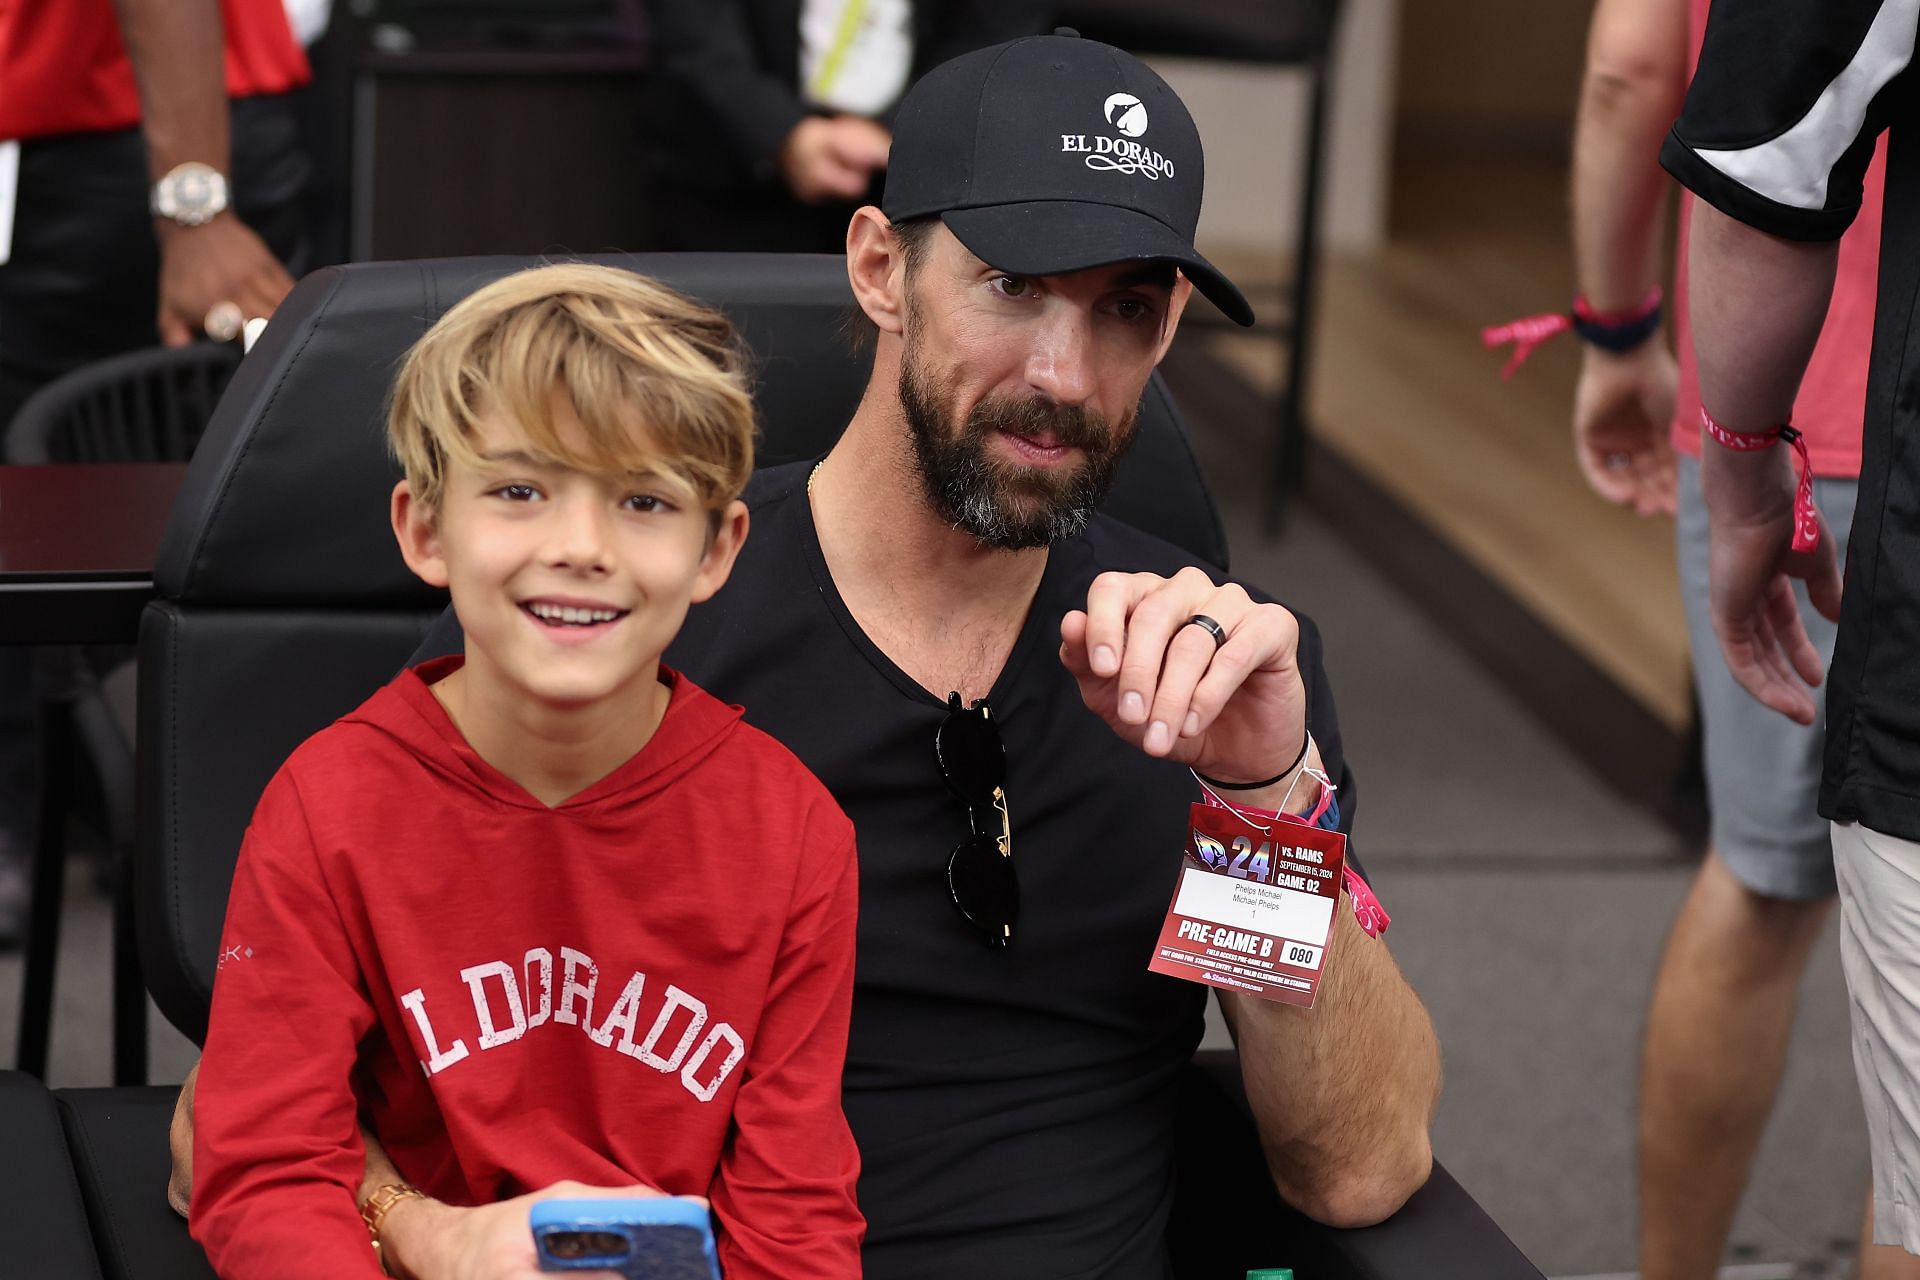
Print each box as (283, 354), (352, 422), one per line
(1699, 407), (1820, 553)
(1481, 288), (1663, 380)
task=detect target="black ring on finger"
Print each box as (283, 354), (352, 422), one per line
(1184, 613), (1227, 649)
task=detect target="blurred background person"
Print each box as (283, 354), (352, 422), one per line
(1661, 0), (1920, 1259)
(0, 0), (313, 944)
(644, 0), (1051, 252)
(1566, 0), (1896, 1275)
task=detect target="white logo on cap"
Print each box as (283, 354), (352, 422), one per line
(1056, 92), (1175, 181)
(1104, 93), (1148, 137)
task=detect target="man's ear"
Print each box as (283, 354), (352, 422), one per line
(846, 206), (908, 337)
(691, 500), (750, 604)
(1153, 273), (1196, 365)
(390, 479), (450, 589)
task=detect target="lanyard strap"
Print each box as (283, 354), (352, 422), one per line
(806, 0), (872, 102)
(1699, 408), (1820, 553)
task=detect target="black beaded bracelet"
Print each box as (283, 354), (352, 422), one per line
(1197, 731), (1311, 791)
(1571, 298), (1663, 353)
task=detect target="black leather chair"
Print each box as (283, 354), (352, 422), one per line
(26, 253), (1537, 1279)
(1, 1072), (106, 1279)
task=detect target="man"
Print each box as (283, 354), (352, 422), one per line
(1661, 0), (1920, 1256)
(1567, 1), (1900, 1274)
(172, 32), (1442, 1276)
(644, 0), (1048, 251)
(0, 0), (311, 944)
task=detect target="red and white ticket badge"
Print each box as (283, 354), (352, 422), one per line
(1149, 801), (1347, 1008)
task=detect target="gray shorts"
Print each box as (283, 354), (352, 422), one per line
(1676, 453), (1858, 901)
(1833, 820), (1920, 1253)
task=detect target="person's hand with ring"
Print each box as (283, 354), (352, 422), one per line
(156, 210), (294, 347)
(1059, 566), (1309, 793)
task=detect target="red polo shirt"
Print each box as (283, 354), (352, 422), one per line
(0, 0), (310, 143)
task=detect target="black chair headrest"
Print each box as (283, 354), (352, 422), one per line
(156, 253), (1226, 605)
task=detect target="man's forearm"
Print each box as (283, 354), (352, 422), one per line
(1689, 201), (1837, 434)
(1219, 906), (1440, 1228)
(111, 0), (230, 181)
(1688, 201), (1839, 520)
(1570, 0), (1687, 309)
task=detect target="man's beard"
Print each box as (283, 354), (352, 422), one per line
(898, 337), (1137, 551)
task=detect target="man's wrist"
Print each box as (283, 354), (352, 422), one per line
(1197, 735), (1320, 816)
(1699, 440), (1795, 524)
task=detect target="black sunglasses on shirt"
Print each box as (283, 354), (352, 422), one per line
(936, 692), (1018, 947)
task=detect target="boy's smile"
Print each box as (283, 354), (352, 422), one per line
(390, 399), (748, 799)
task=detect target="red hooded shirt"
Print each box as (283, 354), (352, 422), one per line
(191, 657), (863, 1279)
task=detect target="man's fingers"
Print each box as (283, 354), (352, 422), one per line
(1762, 576), (1826, 688)
(1576, 447), (1637, 506)
(158, 308), (194, 348)
(1726, 607), (1817, 725)
(1113, 569), (1227, 726)
(242, 272), (293, 322)
(1722, 634), (1812, 725)
(1081, 571), (1144, 679)
(818, 161), (869, 199)
(1628, 450), (1673, 517)
(1185, 607), (1295, 744)
(1800, 536), (1844, 622)
(1142, 620), (1225, 755)
(1751, 603), (1810, 710)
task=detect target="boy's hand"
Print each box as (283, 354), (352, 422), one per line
(387, 1180), (683, 1280)
(167, 1061), (200, 1217)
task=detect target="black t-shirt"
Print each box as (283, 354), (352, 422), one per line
(1662, 0), (1920, 841)
(417, 461), (1355, 1277)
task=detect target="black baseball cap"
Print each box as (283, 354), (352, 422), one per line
(882, 29), (1254, 327)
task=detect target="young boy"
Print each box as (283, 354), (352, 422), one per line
(188, 264), (864, 1279)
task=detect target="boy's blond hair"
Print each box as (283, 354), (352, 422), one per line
(388, 263), (756, 512)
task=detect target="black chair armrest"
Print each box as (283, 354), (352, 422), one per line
(1281, 1161), (1544, 1280)
(0, 1071), (105, 1279)
(57, 1087), (216, 1280)
(1176, 1049), (1542, 1280)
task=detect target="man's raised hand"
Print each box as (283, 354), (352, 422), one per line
(1061, 567), (1310, 788)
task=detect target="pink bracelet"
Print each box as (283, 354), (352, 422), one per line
(1481, 288), (1663, 380)
(1699, 407), (1820, 553)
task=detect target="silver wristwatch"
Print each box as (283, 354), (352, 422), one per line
(150, 161), (229, 227)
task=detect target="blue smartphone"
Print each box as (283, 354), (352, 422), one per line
(531, 1197), (721, 1280)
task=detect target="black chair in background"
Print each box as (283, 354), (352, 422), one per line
(5, 342), (243, 1090)
(1059, 0), (1344, 528)
(16, 254), (1533, 1278)
(5, 343), (240, 466)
